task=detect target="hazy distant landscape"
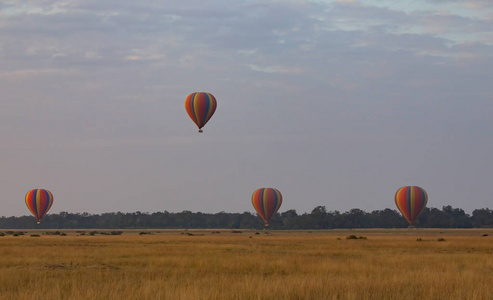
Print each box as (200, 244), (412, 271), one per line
(1, 205), (491, 230)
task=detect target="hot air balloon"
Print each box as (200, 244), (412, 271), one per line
(395, 186), (428, 227)
(185, 92), (217, 133)
(25, 189), (54, 224)
(252, 188), (282, 227)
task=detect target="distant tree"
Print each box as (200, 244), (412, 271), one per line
(343, 209), (369, 228)
(309, 206), (328, 229)
(280, 209), (299, 229)
(370, 209), (408, 228)
(471, 208), (493, 228)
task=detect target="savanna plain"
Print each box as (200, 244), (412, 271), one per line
(0, 229), (491, 300)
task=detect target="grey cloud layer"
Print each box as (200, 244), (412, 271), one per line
(0, 0), (491, 216)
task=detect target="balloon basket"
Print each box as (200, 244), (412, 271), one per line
(198, 129), (203, 133)
(37, 221), (40, 224)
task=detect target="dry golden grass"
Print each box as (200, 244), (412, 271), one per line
(0, 229), (491, 299)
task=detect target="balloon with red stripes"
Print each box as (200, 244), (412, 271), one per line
(395, 186), (428, 226)
(252, 188), (283, 226)
(25, 189), (54, 224)
(185, 92), (217, 133)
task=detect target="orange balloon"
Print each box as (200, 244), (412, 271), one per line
(25, 189), (54, 224)
(185, 92), (217, 132)
(395, 186), (428, 226)
(252, 188), (282, 226)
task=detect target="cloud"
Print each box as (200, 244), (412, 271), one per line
(0, 0), (492, 216)
(248, 64), (305, 74)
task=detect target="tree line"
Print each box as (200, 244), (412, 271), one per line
(0, 206), (491, 230)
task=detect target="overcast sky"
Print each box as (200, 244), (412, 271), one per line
(1, 0), (492, 217)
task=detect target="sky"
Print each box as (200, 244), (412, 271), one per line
(1, 0), (492, 217)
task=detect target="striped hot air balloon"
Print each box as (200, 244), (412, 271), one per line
(185, 92), (217, 133)
(395, 186), (428, 227)
(252, 188), (282, 227)
(25, 189), (54, 224)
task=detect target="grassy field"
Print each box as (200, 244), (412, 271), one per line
(0, 229), (491, 299)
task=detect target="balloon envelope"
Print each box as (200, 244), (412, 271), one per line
(252, 188), (282, 226)
(185, 92), (217, 132)
(25, 189), (54, 223)
(394, 186), (428, 226)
